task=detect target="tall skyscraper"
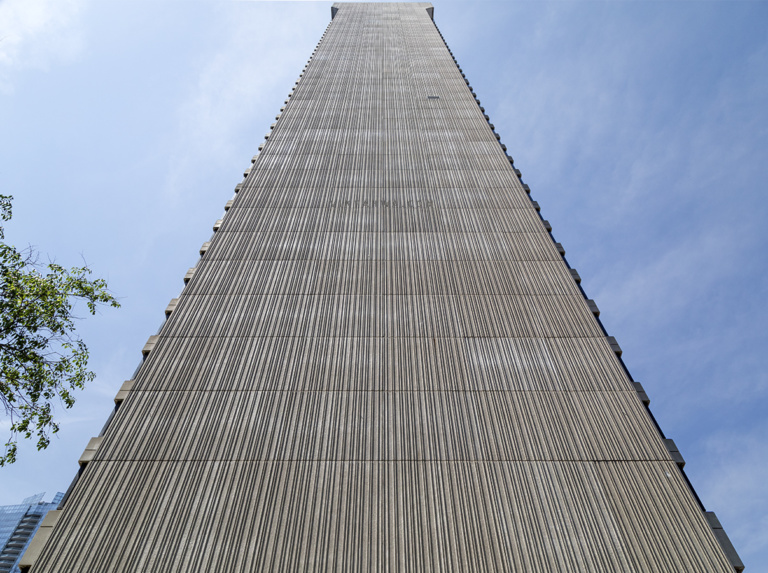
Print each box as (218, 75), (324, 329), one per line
(0, 493), (63, 573)
(20, 3), (742, 571)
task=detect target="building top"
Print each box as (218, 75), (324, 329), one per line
(332, 2), (434, 20)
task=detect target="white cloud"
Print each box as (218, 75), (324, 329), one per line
(0, 0), (87, 91)
(162, 3), (326, 201)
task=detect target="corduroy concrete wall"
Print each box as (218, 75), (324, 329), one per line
(24, 4), (738, 571)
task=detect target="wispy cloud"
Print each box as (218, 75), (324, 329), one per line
(163, 4), (326, 201)
(698, 421), (768, 559)
(0, 0), (88, 91)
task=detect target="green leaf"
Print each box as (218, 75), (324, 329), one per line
(0, 196), (120, 466)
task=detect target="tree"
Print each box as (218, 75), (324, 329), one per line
(0, 195), (119, 466)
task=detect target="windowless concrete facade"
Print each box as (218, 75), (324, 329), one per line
(23, 3), (742, 571)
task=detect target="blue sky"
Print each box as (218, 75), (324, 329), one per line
(1, 0), (766, 567)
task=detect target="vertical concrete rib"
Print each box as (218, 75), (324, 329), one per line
(26, 3), (739, 571)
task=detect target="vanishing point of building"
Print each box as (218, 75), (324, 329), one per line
(21, 3), (742, 571)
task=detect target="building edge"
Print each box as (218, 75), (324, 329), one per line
(424, 3), (743, 571)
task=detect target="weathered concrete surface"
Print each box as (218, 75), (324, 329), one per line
(27, 4), (737, 571)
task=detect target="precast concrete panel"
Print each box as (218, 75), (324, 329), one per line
(26, 4), (741, 572)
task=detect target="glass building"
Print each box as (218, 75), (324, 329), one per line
(0, 493), (63, 573)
